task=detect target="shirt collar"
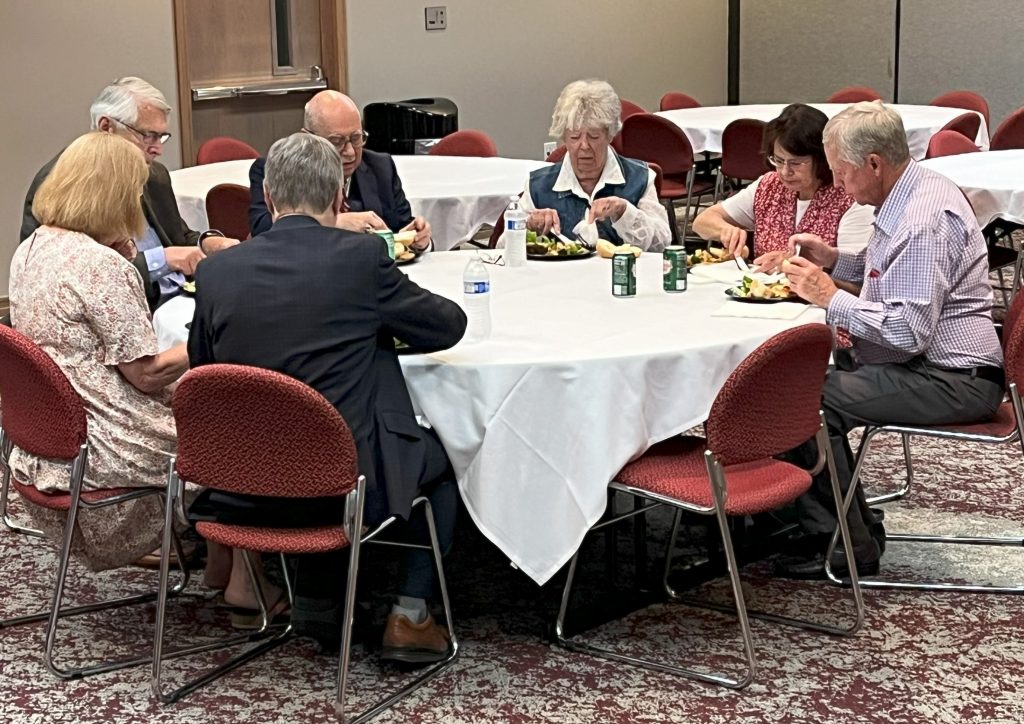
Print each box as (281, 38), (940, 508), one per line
(552, 148), (624, 199)
(873, 160), (919, 236)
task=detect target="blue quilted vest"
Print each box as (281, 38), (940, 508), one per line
(528, 155), (650, 244)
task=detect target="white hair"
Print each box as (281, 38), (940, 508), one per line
(264, 133), (343, 213)
(822, 101), (910, 167)
(89, 77), (171, 129)
(549, 79), (621, 140)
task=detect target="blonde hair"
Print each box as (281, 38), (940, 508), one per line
(32, 132), (148, 243)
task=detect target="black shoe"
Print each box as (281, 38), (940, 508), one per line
(773, 549), (880, 580)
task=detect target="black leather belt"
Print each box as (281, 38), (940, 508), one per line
(934, 364), (1005, 386)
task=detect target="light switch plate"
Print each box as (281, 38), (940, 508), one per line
(425, 6), (447, 30)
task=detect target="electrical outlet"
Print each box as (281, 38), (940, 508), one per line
(425, 6), (447, 31)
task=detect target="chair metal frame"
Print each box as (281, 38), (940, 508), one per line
(825, 380), (1024, 594)
(0, 429), (191, 679)
(152, 462), (459, 724)
(555, 414), (865, 689)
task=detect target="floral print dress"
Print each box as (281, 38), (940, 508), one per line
(8, 227), (177, 571)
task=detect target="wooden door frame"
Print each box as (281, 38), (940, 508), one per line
(171, 0), (348, 166)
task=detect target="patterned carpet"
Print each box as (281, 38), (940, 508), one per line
(3, 427), (1024, 724)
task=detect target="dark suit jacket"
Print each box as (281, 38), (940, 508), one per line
(248, 149), (414, 236)
(22, 156), (200, 310)
(187, 214), (466, 523)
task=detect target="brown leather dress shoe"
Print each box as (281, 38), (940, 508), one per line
(381, 613), (451, 664)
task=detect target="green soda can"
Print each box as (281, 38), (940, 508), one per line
(612, 250), (636, 297)
(373, 229), (396, 259)
(663, 245), (688, 292)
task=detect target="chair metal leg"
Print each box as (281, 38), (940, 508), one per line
(663, 200), (680, 245)
(864, 430), (914, 505)
(0, 431), (44, 537)
(681, 168), (696, 240)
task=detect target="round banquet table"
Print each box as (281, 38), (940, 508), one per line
(919, 149), (1024, 229)
(152, 252), (825, 584)
(656, 103), (990, 161)
(169, 155), (549, 250)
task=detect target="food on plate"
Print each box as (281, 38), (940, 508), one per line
(730, 274), (794, 300)
(525, 229), (588, 256)
(393, 241), (416, 261)
(393, 230), (416, 246)
(181, 280), (196, 294)
(687, 246), (735, 267)
(596, 238), (642, 259)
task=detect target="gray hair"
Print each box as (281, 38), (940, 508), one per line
(89, 77), (171, 128)
(549, 79), (622, 140)
(264, 133), (342, 212)
(822, 101), (910, 167)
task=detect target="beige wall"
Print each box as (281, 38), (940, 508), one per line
(346, 0), (728, 160)
(0, 0), (181, 295)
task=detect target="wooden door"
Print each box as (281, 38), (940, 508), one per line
(172, 0), (347, 165)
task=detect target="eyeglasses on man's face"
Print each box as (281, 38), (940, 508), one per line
(767, 154), (812, 171)
(322, 130), (369, 150)
(117, 119), (172, 145)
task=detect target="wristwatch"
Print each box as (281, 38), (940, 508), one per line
(197, 229), (224, 254)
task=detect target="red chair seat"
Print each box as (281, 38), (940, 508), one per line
(617, 436), (813, 515)
(916, 400), (1017, 438)
(659, 176), (715, 199)
(11, 479), (143, 511)
(195, 521), (350, 554)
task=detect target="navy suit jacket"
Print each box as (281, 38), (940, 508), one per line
(248, 149), (414, 236)
(187, 215), (465, 523)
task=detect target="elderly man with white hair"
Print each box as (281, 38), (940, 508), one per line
(521, 79), (670, 251)
(21, 77), (239, 310)
(768, 101), (1004, 579)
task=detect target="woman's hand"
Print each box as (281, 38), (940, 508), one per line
(587, 197), (627, 223)
(753, 249), (788, 273)
(527, 209), (561, 235)
(720, 225), (749, 257)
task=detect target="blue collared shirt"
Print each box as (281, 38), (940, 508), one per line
(135, 222), (186, 299)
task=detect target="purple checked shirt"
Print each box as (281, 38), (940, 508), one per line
(827, 161), (1002, 368)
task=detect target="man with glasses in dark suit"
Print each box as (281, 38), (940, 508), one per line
(248, 90), (432, 250)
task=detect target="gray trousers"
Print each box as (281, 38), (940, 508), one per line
(796, 354), (1004, 560)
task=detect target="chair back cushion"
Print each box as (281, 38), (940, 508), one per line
(939, 112), (981, 141)
(705, 324), (833, 466)
(620, 114), (694, 176)
(0, 325), (86, 460)
(826, 86), (883, 103)
(545, 145), (567, 163)
(205, 184), (252, 241)
(173, 364), (359, 497)
(990, 107), (1024, 151)
(659, 92), (701, 112)
(925, 130), (980, 159)
(196, 136), (260, 165)
(720, 118), (768, 182)
(429, 130), (498, 157)
(930, 90), (990, 128)
(619, 99), (646, 121)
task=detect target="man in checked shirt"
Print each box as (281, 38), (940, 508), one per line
(764, 101), (1004, 579)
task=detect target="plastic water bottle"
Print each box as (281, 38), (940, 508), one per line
(503, 196), (528, 268)
(462, 253), (492, 343)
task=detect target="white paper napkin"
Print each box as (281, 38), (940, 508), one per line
(711, 301), (810, 320)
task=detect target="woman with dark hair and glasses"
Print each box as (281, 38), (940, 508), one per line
(692, 103), (873, 261)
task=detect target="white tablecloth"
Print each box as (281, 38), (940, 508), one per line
(656, 103), (990, 161)
(169, 156), (549, 250)
(919, 149), (1024, 229)
(153, 253), (825, 583)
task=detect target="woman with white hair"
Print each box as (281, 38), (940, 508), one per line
(521, 79), (671, 251)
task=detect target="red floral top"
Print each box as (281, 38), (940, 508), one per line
(752, 172), (855, 255)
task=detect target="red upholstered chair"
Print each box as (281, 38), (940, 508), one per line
(545, 144), (567, 163)
(833, 292), (1024, 593)
(647, 161), (664, 198)
(0, 325), (188, 678)
(152, 364), (458, 719)
(924, 129), (981, 159)
(555, 324), (865, 688)
(938, 112), (982, 142)
(429, 129), (498, 157)
(619, 113), (716, 244)
(619, 99), (646, 120)
(990, 107), (1024, 151)
(930, 90), (990, 129)
(205, 184), (251, 241)
(714, 118), (767, 202)
(659, 91), (702, 112)
(827, 86), (883, 103)
(196, 136), (260, 165)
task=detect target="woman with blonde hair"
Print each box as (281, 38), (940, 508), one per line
(9, 132), (281, 623)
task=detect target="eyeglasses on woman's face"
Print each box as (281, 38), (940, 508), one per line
(767, 154), (812, 171)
